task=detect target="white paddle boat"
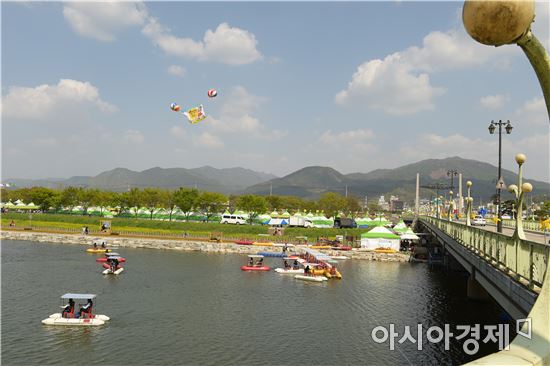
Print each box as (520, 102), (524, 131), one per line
(42, 294), (110, 326)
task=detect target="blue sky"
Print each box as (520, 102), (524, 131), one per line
(2, 1), (549, 183)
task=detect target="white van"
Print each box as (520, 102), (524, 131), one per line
(220, 214), (247, 225)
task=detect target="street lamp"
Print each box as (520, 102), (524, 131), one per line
(447, 191), (454, 221)
(489, 119), (513, 233)
(507, 153), (533, 240)
(463, 0), (550, 120)
(447, 169), (458, 190)
(466, 181), (473, 226)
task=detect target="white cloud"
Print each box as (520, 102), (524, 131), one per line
(195, 132), (223, 149)
(319, 129), (376, 154)
(1, 79), (117, 119)
(143, 21), (262, 65)
(480, 94), (510, 110)
(208, 86), (266, 134)
(167, 65), (186, 77)
(515, 97), (548, 125)
(170, 125), (187, 139)
(336, 28), (514, 115)
(124, 129), (144, 144)
(63, 2), (148, 42)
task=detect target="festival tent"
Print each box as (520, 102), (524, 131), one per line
(355, 217), (372, 228)
(392, 221), (408, 234)
(360, 227), (401, 251)
(400, 228), (420, 241)
(370, 216), (391, 227)
(312, 213), (333, 228)
(256, 213), (272, 225)
(268, 218), (288, 226)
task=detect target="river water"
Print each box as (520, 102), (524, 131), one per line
(2, 240), (508, 365)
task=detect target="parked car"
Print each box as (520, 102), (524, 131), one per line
(334, 218), (357, 229)
(220, 214), (247, 225)
(472, 215), (486, 226)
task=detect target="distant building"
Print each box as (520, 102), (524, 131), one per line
(389, 195), (404, 212)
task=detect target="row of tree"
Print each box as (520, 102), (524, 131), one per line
(1, 187), (376, 221)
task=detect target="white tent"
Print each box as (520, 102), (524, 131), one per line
(400, 228), (419, 241)
(360, 226), (401, 251)
(268, 218), (288, 226)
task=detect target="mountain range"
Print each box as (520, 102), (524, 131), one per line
(5, 157), (549, 202)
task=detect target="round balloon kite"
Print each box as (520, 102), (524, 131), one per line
(207, 89), (217, 98)
(170, 102), (181, 112)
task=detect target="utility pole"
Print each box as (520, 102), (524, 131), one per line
(345, 185), (348, 198)
(269, 184), (272, 196)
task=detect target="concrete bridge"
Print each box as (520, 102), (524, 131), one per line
(418, 216), (550, 365)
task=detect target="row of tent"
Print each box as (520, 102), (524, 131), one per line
(1, 200), (403, 229)
(360, 225), (420, 251)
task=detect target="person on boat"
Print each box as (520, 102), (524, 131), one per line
(293, 259), (299, 270)
(93, 242), (98, 249)
(304, 265), (311, 275)
(101, 241), (106, 249)
(62, 298), (75, 318)
(283, 259), (290, 269)
(257, 258), (264, 267)
(248, 257), (254, 267)
(109, 257), (120, 272)
(79, 299), (93, 319)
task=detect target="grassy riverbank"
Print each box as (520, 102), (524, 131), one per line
(1, 212), (368, 243)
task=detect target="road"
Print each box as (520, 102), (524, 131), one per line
(474, 223), (549, 245)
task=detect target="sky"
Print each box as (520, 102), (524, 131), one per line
(2, 1), (549, 183)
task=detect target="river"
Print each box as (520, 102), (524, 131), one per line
(2, 240), (508, 365)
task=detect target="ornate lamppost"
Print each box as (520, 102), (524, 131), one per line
(489, 120), (513, 233)
(507, 153), (533, 240)
(463, 0), (550, 120)
(466, 181), (473, 226)
(447, 191), (454, 222)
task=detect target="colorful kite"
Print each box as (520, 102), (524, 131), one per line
(207, 89), (217, 98)
(170, 102), (181, 112)
(183, 104), (207, 124)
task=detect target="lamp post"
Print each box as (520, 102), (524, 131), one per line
(488, 119), (513, 233)
(447, 169), (458, 190)
(507, 153), (533, 240)
(466, 181), (473, 226)
(448, 191), (454, 221)
(463, 0), (550, 120)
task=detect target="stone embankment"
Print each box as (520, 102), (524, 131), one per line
(1, 230), (410, 262)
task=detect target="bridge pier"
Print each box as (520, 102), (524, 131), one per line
(467, 274), (490, 301)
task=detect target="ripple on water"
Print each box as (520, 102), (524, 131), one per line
(2, 240), (503, 365)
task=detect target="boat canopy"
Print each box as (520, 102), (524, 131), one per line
(247, 255), (264, 258)
(107, 256), (122, 259)
(61, 293), (96, 299)
(106, 252), (120, 256)
(303, 263), (321, 267)
(301, 247), (333, 262)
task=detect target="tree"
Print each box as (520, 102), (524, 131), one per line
(344, 194), (362, 216)
(77, 188), (99, 215)
(265, 195), (283, 211)
(197, 191), (227, 222)
(28, 187), (59, 212)
(236, 195), (267, 224)
(127, 188), (143, 218)
(94, 190), (116, 216)
(318, 192), (346, 218)
(172, 188), (199, 221)
(60, 187), (80, 212)
(159, 190), (177, 221)
(143, 188), (162, 219)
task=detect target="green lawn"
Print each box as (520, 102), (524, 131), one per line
(1, 212), (370, 242)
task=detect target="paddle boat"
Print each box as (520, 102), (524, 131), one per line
(86, 240), (112, 253)
(294, 264), (328, 282)
(96, 252), (126, 263)
(100, 255), (124, 275)
(235, 240), (254, 245)
(274, 257), (305, 274)
(241, 255), (270, 271)
(331, 246), (352, 251)
(42, 294), (110, 326)
(252, 242), (273, 246)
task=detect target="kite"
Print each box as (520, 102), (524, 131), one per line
(170, 102), (181, 112)
(183, 104), (207, 124)
(207, 89), (217, 98)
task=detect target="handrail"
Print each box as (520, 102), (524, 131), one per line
(420, 216), (549, 289)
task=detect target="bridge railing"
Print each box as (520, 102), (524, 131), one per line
(501, 218), (545, 232)
(421, 216), (549, 289)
